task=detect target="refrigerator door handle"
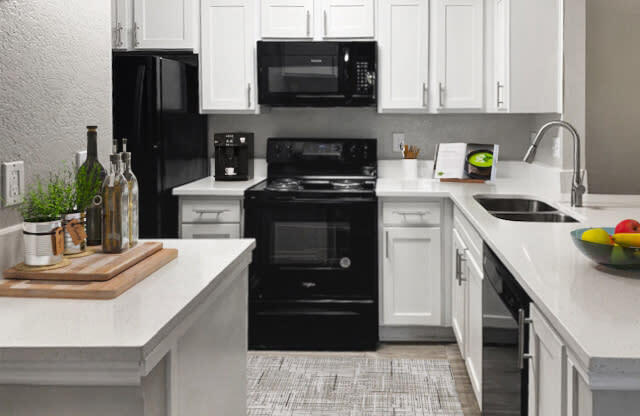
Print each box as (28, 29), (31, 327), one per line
(133, 65), (146, 151)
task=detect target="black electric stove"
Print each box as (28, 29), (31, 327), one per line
(245, 138), (378, 350)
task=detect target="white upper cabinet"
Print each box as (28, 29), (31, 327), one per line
(383, 227), (442, 326)
(492, 0), (561, 113)
(111, 0), (197, 50)
(112, 0), (131, 50)
(200, 0), (258, 113)
(322, 0), (375, 38)
(261, 0), (314, 38)
(133, 0), (196, 49)
(434, 0), (484, 110)
(378, 0), (429, 112)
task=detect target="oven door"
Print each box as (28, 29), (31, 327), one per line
(247, 198), (377, 299)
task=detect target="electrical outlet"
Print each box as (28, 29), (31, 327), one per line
(2, 161), (25, 207)
(392, 133), (405, 153)
(75, 151), (87, 171)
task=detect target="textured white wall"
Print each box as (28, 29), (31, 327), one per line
(0, 0), (112, 268)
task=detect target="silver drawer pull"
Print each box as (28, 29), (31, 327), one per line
(393, 210), (430, 216)
(518, 309), (534, 369)
(193, 209), (230, 216)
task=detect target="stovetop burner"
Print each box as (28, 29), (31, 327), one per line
(331, 179), (363, 190)
(266, 178), (302, 191)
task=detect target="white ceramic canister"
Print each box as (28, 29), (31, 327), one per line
(402, 159), (419, 180)
(23, 220), (64, 266)
(62, 212), (87, 255)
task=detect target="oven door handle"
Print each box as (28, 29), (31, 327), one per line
(518, 308), (534, 369)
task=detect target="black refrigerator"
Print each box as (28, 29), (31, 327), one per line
(112, 53), (208, 238)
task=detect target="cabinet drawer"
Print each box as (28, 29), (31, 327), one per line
(383, 202), (441, 226)
(181, 223), (240, 239)
(181, 199), (241, 223)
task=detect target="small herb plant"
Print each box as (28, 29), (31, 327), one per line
(74, 164), (103, 212)
(19, 172), (71, 223)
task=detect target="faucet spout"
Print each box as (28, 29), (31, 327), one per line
(522, 120), (585, 207)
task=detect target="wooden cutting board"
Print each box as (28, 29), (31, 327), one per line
(3, 242), (163, 281)
(0, 249), (178, 300)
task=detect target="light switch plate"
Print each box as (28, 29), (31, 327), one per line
(2, 161), (25, 207)
(392, 133), (405, 153)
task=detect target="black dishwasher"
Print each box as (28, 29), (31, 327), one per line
(482, 243), (531, 416)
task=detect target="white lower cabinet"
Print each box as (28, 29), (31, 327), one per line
(383, 227), (442, 326)
(465, 250), (483, 406)
(182, 223), (241, 239)
(451, 228), (467, 356)
(528, 303), (566, 416)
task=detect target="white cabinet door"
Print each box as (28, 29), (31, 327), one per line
(435, 0), (484, 110)
(451, 228), (467, 357)
(528, 303), (565, 416)
(133, 0), (195, 49)
(383, 227), (442, 326)
(378, 0), (429, 111)
(322, 0), (375, 38)
(491, 0), (561, 112)
(465, 251), (483, 408)
(261, 0), (314, 38)
(112, 0), (131, 50)
(493, 0), (508, 111)
(201, 0), (257, 113)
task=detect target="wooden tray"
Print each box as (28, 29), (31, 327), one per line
(3, 242), (163, 281)
(0, 249), (178, 300)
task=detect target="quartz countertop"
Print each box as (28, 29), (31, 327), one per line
(0, 239), (255, 356)
(377, 170), (640, 383)
(172, 176), (265, 197)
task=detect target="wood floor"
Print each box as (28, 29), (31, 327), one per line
(253, 343), (481, 415)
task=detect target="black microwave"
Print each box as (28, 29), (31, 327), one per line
(257, 41), (377, 107)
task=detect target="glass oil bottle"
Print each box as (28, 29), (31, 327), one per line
(101, 141), (129, 253)
(121, 138), (139, 247)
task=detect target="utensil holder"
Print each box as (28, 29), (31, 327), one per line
(402, 159), (419, 179)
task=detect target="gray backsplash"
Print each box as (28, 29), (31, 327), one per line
(209, 108), (558, 161)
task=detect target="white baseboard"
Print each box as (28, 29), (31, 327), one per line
(379, 326), (455, 342)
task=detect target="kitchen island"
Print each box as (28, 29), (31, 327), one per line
(0, 239), (255, 416)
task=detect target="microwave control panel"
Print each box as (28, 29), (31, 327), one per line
(356, 61), (374, 94)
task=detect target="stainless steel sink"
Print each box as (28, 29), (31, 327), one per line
(474, 197), (556, 213)
(491, 212), (578, 223)
(474, 196), (578, 223)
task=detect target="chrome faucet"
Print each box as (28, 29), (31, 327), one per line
(523, 120), (585, 207)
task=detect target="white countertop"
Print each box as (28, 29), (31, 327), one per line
(172, 176), (265, 197)
(377, 169), (640, 381)
(0, 239), (255, 356)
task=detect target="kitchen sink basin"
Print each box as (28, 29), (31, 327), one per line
(491, 212), (578, 223)
(474, 196), (579, 223)
(474, 197), (556, 213)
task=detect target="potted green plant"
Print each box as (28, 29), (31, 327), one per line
(62, 164), (103, 254)
(19, 174), (69, 266)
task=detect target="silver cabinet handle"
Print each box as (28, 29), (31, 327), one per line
(439, 82), (445, 108)
(455, 249), (461, 285)
(497, 82), (504, 108)
(247, 83), (252, 108)
(518, 308), (534, 369)
(133, 22), (140, 47)
(306, 10), (311, 37)
(385, 231), (389, 259)
(393, 210), (430, 217)
(193, 209), (229, 215)
(115, 22), (124, 47)
(456, 249), (468, 285)
(422, 83), (428, 107)
(324, 10), (328, 37)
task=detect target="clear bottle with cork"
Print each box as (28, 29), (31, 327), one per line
(101, 140), (129, 253)
(80, 126), (106, 246)
(121, 138), (139, 247)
